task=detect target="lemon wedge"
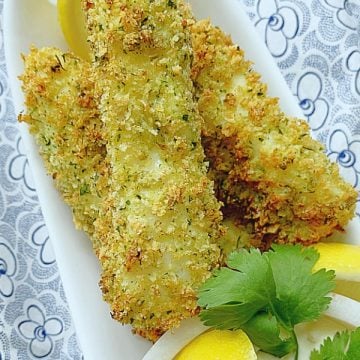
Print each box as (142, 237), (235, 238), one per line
(142, 318), (257, 360)
(57, 0), (90, 60)
(312, 242), (360, 302)
(312, 243), (360, 282)
(311, 242), (360, 309)
(313, 243), (360, 326)
(174, 329), (257, 360)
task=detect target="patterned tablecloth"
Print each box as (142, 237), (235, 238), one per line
(0, 0), (359, 358)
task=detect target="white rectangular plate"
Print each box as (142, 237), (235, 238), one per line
(4, 0), (359, 359)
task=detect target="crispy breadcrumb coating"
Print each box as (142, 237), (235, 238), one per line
(19, 44), (234, 341)
(84, 0), (224, 340)
(191, 20), (357, 250)
(19, 6), (357, 343)
(19, 47), (108, 244)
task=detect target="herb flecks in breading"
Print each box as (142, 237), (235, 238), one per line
(19, 47), (108, 244)
(191, 20), (357, 249)
(84, 0), (225, 341)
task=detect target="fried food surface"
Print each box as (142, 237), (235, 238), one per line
(20, 44), (226, 341)
(19, 6), (357, 343)
(19, 47), (108, 241)
(84, 0), (224, 340)
(191, 20), (357, 249)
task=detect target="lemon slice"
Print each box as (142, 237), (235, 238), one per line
(57, 0), (91, 60)
(312, 243), (360, 281)
(174, 329), (257, 360)
(143, 318), (257, 360)
(312, 242), (360, 302)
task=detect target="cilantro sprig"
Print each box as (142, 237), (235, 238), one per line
(198, 244), (336, 359)
(310, 327), (360, 359)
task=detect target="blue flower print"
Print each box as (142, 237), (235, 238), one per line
(296, 72), (329, 131)
(9, 137), (36, 195)
(325, 0), (359, 30)
(255, 0), (299, 57)
(18, 304), (63, 358)
(0, 243), (16, 297)
(327, 128), (360, 187)
(346, 50), (360, 96)
(31, 224), (55, 265)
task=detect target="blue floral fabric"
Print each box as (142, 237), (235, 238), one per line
(0, 0), (82, 357)
(0, 0), (359, 358)
(242, 0), (360, 210)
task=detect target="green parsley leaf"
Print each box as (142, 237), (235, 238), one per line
(198, 244), (336, 359)
(198, 249), (275, 319)
(310, 328), (360, 359)
(269, 244), (335, 327)
(242, 312), (297, 357)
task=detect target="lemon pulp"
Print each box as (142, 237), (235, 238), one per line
(174, 329), (257, 360)
(57, 0), (90, 60)
(313, 243), (360, 281)
(313, 242), (360, 301)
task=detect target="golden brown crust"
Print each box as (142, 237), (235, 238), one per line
(20, 10), (357, 343)
(19, 47), (108, 244)
(191, 20), (357, 250)
(84, 0), (224, 341)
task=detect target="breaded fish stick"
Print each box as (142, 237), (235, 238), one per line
(19, 44), (239, 341)
(21, 10), (356, 341)
(191, 20), (357, 249)
(84, 1), (224, 340)
(19, 47), (108, 244)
